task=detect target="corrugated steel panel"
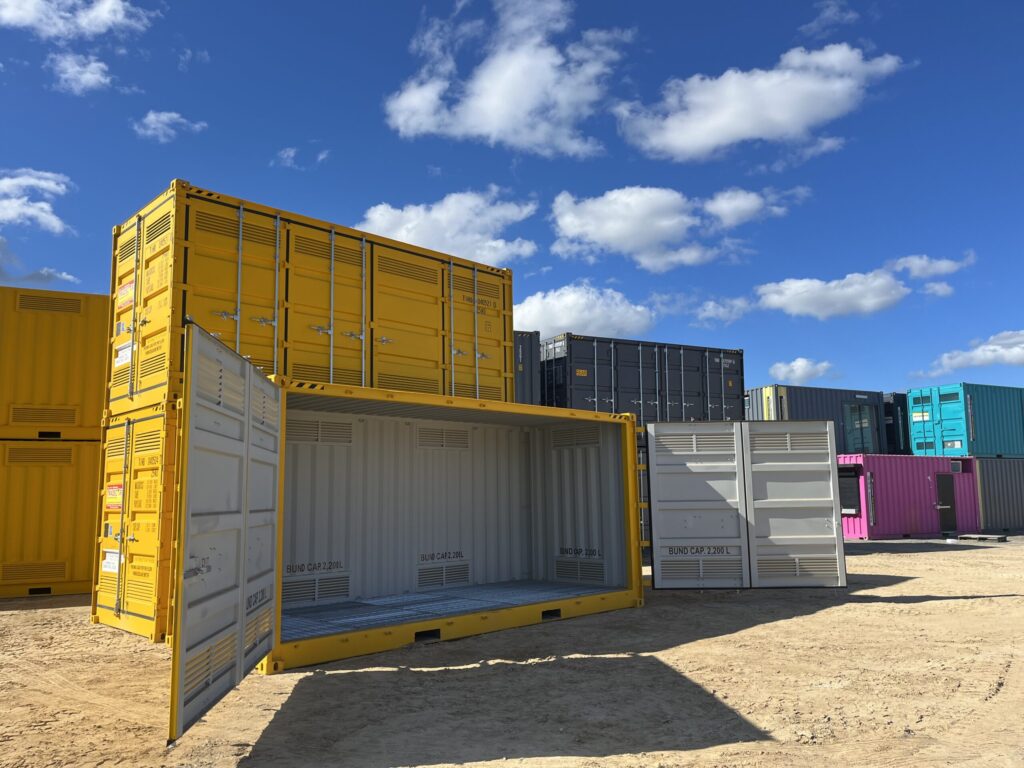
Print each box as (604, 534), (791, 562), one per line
(976, 458), (1024, 532)
(907, 383), (1024, 458)
(883, 392), (911, 454)
(514, 330), (541, 405)
(838, 454), (979, 539)
(0, 287), (107, 440)
(746, 385), (887, 455)
(0, 440), (100, 597)
(650, 421), (846, 589)
(540, 332), (744, 423)
(105, 180), (515, 419)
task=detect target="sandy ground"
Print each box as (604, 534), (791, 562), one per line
(1, 539), (1022, 768)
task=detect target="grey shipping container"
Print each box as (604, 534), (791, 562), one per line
(746, 384), (888, 455)
(513, 330), (542, 405)
(883, 392), (911, 454)
(975, 458), (1024, 532)
(540, 333), (744, 423)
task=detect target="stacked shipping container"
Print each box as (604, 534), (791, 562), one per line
(906, 383), (1024, 458)
(0, 287), (107, 597)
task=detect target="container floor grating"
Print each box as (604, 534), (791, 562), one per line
(280, 579), (613, 642)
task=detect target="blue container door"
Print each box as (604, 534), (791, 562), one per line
(909, 385), (969, 456)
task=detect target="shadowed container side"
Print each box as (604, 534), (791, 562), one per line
(838, 454), (979, 540)
(513, 330), (541, 405)
(746, 385), (888, 455)
(975, 457), (1024, 532)
(883, 392), (911, 455)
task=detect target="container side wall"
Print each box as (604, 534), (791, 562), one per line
(976, 458), (1024, 532)
(0, 288), (107, 439)
(513, 330), (541, 405)
(764, 386), (886, 455)
(883, 393), (911, 454)
(965, 384), (1024, 458)
(0, 441), (100, 597)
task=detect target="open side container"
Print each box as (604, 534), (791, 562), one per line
(168, 325), (642, 741)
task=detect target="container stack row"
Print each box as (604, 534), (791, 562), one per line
(0, 286), (106, 598)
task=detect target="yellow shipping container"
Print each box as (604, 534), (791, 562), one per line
(106, 180), (514, 420)
(1, 440), (100, 597)
(0, 287), (107, 440)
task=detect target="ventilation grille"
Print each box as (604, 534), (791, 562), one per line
(282, 574), (351, 605)
(552, 425), (601, 449)
(183, 632), (237, 700)
(757, 556), (838, 579)
(293, 235), (362, 266)
(118, 236), (137, 263)
(453, 383), (503, 401)
(377, 373), (437, 394)
(750, 432), (830, 453)
(133, 429), (163, 454)
(554, 558), (606, 583)
(16, 293), (82, 313)
(249, 358), (275, 374)
(285, 418), (354, 444)
(11, 406), (77, 425)
(111, 366), (131, 388)
(289, 363), (361, 385)
(195, 210), (277, 247)
(379, 255), (437, 284)
(417, 562), (471, 590)
(139, 354), (165, 379)
(452, 275), (501, 299)
(6, 446), (73, 464)
(417, 427), (470, 450)
(105, 435), (126, 461)
(125, 578), (154, 604)
(146, 212), (171, 243)
(244, 606), (273, 652)
(661, 560), (701, 580)
(1, 561), (67, 583)
(655, 431), (736, 454)
(661, 557), (743, 582)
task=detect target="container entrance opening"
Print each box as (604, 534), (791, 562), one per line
(414, 628), (441, 642)
(37, 431), (61, 439)
(28, 586), (52, 595)
(279, 391), (629, 645)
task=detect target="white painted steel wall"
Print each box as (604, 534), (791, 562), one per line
(648, 420), (846, 589)
(282, 410), (626, 609)
(646, 422), (750, 588)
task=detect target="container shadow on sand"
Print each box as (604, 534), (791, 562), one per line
(0, 593), (91, 613)
(844, 540), (1004, 556)
(234, 570), (1024, 767)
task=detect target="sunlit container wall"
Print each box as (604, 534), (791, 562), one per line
(838, 454), (979, 539)
(0, 287), (107, 440)
(906, 383), (1024, 458)
(746, 385), (887, 455)
(1, 440), (100, 597)
(975, 458), (1024, 532)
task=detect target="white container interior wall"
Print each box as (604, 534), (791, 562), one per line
(280, 398), (627, 637)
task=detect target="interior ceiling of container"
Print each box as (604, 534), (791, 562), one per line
(286, 391), (601, 427)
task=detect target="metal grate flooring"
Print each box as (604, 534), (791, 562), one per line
(281, 579), (613, 642)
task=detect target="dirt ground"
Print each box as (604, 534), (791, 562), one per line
(1, 539), (1022, 768)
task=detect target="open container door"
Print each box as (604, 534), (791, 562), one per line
(168, 324), (280, 742)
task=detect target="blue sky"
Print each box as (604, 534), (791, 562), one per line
(1, 0), (1022, 391)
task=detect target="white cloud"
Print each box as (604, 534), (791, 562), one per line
(615, 43), (901, 162)
(513, 281), (653, 339)
(132, 110), (207, 143)
(315, 149), (330, 164)
(177, 48), (209, 72)
(523, 265), (553, 278)
(756, 269), (910, 320)
(922, 281), (953, 297)
(889, 250), (976, 279)
(385, 0), (631, 157)
(357, 185), (537, 267)
(0, 168), (73, 234)
(928, 330), (1024, 375)
(704, 188), (766, 228)
(799, 0), (859, 39)
(22, 266), (81, 284)
(46, 52), (111, 94)
(0, 0), (152, 39)
(769, 357), (833, 384)
(761, 135), (845, 173)
(693, 297), (753, 326)
(272, 147), (299, 168)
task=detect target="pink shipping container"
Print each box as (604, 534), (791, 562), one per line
(838, 454), (980, 540)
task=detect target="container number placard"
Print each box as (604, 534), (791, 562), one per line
(116, 281), (135, 310)
(665, 546), (738, 556)
(575, 368), (588, 377)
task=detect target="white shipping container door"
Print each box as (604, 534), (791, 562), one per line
(169, 325), (280, 742)
(741, 421), (846, 588)
(648, 422), (750, 588)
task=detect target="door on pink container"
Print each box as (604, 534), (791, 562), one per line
(936, 474), (957, 531)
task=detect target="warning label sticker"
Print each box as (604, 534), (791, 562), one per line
(105, 483), (123, 511)
(114, 342), (132, 368)
(101, 550), (121, 573)
(116, 281), (135, 311)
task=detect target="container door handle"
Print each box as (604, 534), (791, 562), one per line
(342, 330), (363, 341)
(377, 336), (394, 345)
(251, 316), (276, 327)
(213, 310), (238, 321)
(310, 324), (333, 336)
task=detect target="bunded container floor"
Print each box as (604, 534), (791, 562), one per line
(281, 579), (614, 642)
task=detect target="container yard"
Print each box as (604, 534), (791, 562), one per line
(3, 3), (1023, 760)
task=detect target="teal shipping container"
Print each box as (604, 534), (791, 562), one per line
(907, 383), (1024, 458)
